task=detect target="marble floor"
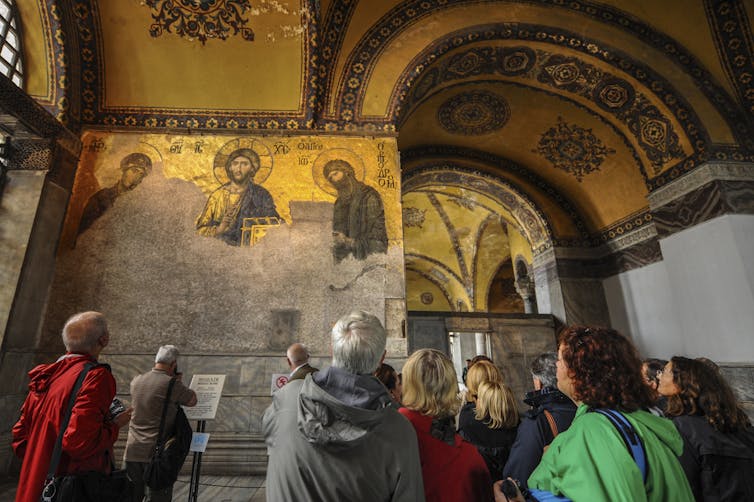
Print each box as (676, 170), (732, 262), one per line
(0, 474), (267, 501)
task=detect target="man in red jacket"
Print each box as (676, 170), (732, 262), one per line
(12, 311), (132, 502)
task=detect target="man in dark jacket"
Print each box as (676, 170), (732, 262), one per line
(263, 310), (423, 501)
(502, 351), (576, 487)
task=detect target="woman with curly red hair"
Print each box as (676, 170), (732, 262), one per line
(497, 326), (693, 502)
(657, 356), (754, 501)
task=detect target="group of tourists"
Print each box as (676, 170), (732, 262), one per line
(12, 311), (196, 502)
(10, 309), (754, 501)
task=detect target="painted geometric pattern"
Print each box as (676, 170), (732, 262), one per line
(705, 0), (754, 142)
(534, 117), (616, 181)
(402, 41), (687, 175)
(144, 0), (255, 44)
(437, 91), (510, 135)
(403, 168), (553, 253)
(402, 206), (427, 228)
(334, 0), (748, 145)
(402, 145), (590, 240)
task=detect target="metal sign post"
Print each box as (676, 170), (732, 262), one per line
(187, 420), (206, 502)
(183, 374), (226, 502)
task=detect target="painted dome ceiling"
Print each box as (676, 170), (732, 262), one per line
(16, 0), (754, 267)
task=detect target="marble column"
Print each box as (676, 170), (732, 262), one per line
(515, 276), (537, 314)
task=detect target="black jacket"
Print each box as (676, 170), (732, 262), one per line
(672, 414), (754, 502)
(457, 402), (518, 480)
(502, 387), (576, 487)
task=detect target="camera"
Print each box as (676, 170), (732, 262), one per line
(500, 478), (529, 501)
(109, 397), (126, 418)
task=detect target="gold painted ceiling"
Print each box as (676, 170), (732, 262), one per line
(15, 0), (754, 311)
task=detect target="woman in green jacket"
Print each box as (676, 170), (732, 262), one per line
(496, 326), (694, 502)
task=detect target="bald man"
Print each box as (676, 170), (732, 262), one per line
(13, 311), (132, 502)
(286, 343), (319, 382)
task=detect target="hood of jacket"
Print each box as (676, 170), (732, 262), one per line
(578, 404), (685, 457)
(524, 386), (573, 409)
(26, 354), (95, 394)
(297, 366), (395, 450)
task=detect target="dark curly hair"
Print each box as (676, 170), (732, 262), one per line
(664, 356), (750, 433)
(559, 326), (653, 411)
(374, 363), (397, 391)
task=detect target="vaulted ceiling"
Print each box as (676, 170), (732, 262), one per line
(15, 0), (754, 311)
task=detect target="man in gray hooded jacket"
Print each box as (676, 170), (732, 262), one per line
(263, 310), (424, 501)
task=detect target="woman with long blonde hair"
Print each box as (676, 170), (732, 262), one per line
(458, 360), (519, 480)
(399, 349), (493, 502)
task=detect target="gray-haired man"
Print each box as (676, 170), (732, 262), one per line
(264, 310), (424, 501)
(124, 345), (197, 502)
(502, 351), (577, 487)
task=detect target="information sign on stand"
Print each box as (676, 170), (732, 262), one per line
(183, 374), (225, 420)
(185, 374), (226, 502)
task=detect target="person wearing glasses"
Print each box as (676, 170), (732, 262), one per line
(657, 356), (754, 501)
(642, 358), (668, 415)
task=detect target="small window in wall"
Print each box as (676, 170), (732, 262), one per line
(0, 1), (22, 87)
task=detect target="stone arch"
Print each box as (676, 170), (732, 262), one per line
(330, 0), (747, 146)
(403, 165), (554, 254)
(382, 26), (709, 181)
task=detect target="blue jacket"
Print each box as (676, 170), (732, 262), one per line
(502, 387), (576, 486)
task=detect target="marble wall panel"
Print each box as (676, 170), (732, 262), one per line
(385, 338), (407, 359)
(100, 353), (154, 395)
(250, 396), (273, 433)
(0, 395), (24, 434)
(561, 278), (611, 327)
(0, 171), (45, 342)
(720, 365), (754, 403)
(0, 352), (37, 396)
(488, 317), (557, 411)
(202, 396), (251, 433)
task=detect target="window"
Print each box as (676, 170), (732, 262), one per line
(0, 0), (22, 87)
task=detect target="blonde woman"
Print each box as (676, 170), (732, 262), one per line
(399, 349), (493, 502)
(459, 361), (520, 480)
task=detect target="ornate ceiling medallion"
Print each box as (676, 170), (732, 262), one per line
(534, 117), (616, 182)
(145, 0), (255, 44)
(403, 206), (427, 228)
(438, 91), (510, 135)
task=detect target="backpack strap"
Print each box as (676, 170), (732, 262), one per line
(45, 361), (98, 481)
(591, 409), (648, 483)
(542, 409), (559, 440)
(154, 377), (178, 453)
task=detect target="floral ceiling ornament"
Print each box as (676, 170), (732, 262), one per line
(533, 117), (616, 182)
(145, 0), (255, 44)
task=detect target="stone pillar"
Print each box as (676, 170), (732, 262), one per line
(474, 332), (486, 356)
(533, 247), (610, 327)
(2, 138), (81, 350)
(514, 276), (536, 314)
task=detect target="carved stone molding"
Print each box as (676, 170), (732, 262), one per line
(648, 161), (754, 210)
(652, 179), (754, 237)
(531, 225), (663, 280)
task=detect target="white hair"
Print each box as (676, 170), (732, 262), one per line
(62, 312), (108, 352)
(331, 310), (386, 374)
(155, 345), (180, 364)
